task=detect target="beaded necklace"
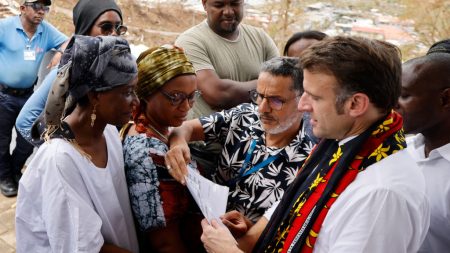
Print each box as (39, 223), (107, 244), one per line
(147, 123), (168, 142)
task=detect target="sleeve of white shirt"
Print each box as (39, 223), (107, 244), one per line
(263, 200), (280, 221)
(317, 187), (429, 253)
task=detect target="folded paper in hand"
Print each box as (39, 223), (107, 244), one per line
(185, 165), (229, 223)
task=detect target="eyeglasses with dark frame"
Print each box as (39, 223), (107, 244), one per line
(160, 90), (201, 106)
(24, 2), (50, 13)
(98, 22), (128, 36)
(249, 89), (299, 111)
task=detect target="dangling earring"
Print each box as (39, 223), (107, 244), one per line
(90, 104), (97, 127)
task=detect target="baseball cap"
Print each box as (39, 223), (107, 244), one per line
(23, 0), (51, 6)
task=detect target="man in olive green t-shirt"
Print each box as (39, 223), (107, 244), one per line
(175, 0), (279, 118)
(175, 0), (279, 173)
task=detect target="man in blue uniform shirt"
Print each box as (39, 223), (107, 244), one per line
(0, 0), (67, 197)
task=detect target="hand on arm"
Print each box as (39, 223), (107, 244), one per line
(165, 119), (205, 184)
(236, 217), (268, 253)
(197, 69), (257, 110)
(220, 202), (275, 251)
(221, 210), (253, 238)
(201, 216), (267, 253)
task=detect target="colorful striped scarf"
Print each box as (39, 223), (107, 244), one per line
(254, 111), (405, 253)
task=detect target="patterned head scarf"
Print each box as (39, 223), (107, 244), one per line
(65, 35), (137, 98)
(427, 39), (450, 55)
(135, 45), (195, 100)
(42, 35), (137, 137)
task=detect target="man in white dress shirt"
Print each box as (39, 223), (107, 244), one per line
(199, 36), (430, 253)
(397, 39), (450, 253)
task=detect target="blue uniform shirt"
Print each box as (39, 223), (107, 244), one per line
(0, 16), (67, 88)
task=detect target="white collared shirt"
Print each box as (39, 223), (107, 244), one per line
(407, 134), (450, 253)
(264, 148), (430, 253)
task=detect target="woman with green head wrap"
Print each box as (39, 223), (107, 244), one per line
(122, 45), (200, 252)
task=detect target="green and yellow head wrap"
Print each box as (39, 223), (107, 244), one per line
(136, 45), (195, 100)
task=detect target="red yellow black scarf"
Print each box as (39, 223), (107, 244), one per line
(254, 111), (405, 253)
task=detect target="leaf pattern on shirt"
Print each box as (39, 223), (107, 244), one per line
(254, 179), (284, 208)
(199, 103), (317, 222)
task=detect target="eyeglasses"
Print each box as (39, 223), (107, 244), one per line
(24, 2), (50, 13)
(249, 89), (299, 111)
(98, 22), (128, 36)
(160, 90), (201, 106)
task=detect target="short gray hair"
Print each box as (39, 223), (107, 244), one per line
(260, 57), (303, 92)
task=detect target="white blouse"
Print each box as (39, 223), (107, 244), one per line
(16, 125), (138, 253)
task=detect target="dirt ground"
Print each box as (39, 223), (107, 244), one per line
(47, 0), (207, 47)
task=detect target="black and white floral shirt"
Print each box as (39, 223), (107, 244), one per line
(199, 103), (317, 222)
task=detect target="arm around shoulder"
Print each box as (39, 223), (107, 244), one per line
(165, 119), (205, 183)
(169, 118), (205, 147)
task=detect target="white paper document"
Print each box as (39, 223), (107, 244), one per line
(185, 166), (229, 223)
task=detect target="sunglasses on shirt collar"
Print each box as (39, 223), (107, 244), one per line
(24, 2), (50, 13)
(98, 22), (128, 36)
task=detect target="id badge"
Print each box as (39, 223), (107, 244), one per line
(24, 49), (36, 61)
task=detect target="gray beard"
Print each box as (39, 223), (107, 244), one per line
(260, 112), (300, 135)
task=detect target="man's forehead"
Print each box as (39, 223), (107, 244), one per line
(303, 69), (336, 84)
(257, 73), (293, 91)
(401, 62), (419, 85)
(257, 71), (292, 81)
(302, 70), (341, 95)
(402, 60), (435, 90)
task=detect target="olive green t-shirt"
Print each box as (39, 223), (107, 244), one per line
(175, 20), (279, 118)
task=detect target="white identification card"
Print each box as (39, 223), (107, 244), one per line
(24, 49), (36, 61)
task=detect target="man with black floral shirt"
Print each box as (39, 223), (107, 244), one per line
(166, 57), (317, 222)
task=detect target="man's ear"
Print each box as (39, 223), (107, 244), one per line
(348, 93), (369, 117)
(202, 0), (207, 10)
